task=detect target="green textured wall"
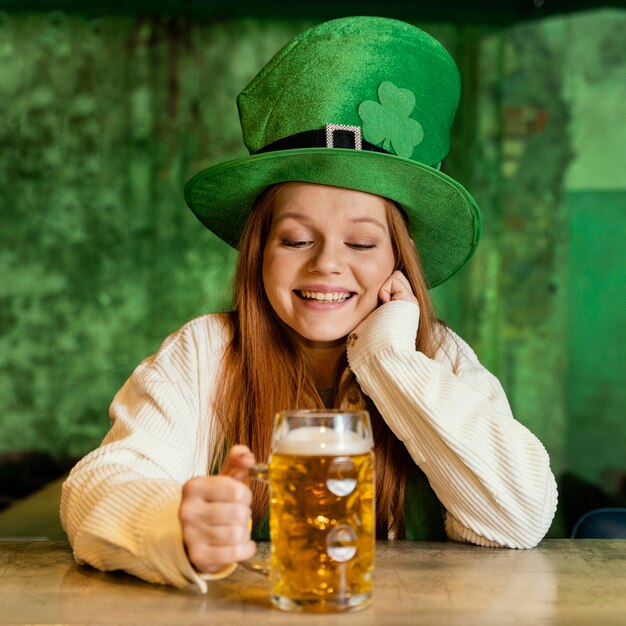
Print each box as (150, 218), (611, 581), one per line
(1, 10), (624, 509)
(567, 193), (625, 483)
(433, 10), (626, 497)
(0, 15), (294, 456)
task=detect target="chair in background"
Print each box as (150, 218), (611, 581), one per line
(570, 508), (626, 539)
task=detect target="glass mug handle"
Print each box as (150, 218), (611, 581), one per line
(241, 463), (271, 576)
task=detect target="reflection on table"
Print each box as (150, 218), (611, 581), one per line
(1, 539), (625, 625)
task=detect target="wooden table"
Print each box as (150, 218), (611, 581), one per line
(1, 540), (625, 625)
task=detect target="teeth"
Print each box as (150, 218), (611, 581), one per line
(299, 290), (351, 302)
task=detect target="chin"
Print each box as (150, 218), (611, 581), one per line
(296, 328), (348, 346)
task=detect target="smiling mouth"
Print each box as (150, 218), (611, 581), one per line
(295, 290), (354, 302)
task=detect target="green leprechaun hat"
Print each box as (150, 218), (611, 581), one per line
(184, 16), (481, 288)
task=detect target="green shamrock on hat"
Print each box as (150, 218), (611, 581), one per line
(358, 81), (424, 159)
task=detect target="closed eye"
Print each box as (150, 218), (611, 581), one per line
(346, 243), (376, 250)
(282, 240), (312, 248)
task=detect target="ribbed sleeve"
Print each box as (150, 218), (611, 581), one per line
(60, 314), (233, 591)
(347, 300), (558, 549)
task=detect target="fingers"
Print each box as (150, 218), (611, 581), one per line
(181, 499), (251, 528)
(379, 270), (418, 304)
(183, 475), (252, 506)
(180, 504), (252, 544)
(196, 523), (251, 545)
(180, 443), (259, 575)
(185, 539), (257, 574)
(220, 445), (256, 481)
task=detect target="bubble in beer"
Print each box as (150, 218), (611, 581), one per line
(326, 524), (358, 562)
(326, 457), (357, 496)
(310, 515), (331, 530)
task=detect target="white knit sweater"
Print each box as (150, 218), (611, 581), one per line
(60, 301), (557, 592)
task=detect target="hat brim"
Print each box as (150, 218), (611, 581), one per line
(184, 148), (481, 288)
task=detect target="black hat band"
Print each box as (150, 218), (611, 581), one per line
(255, 126), (392, 155)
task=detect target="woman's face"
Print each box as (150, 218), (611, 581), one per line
(262, 182), (396, 347)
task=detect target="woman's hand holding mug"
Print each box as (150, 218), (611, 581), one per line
(179, 445), (257, 574)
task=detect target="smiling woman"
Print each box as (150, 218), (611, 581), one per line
(60, 16), (557, 598)
(262, 183), (398, 346)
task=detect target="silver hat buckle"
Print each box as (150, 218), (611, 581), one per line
(325, 124), (363, 150)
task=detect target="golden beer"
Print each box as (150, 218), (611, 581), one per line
(268, 425), (375, 612)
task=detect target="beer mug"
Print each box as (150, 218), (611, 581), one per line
(249, 410), (375, 612)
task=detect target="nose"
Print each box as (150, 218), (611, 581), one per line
(307, 241), (345, 275)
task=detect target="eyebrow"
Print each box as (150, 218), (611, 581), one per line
(349, 216), (386, 231)
(274, 212), (387, 231)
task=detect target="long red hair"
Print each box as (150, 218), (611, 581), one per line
(213, 184), (444, 538)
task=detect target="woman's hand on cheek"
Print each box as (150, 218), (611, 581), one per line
(179, 445), (257, 574)
(378, 270), (418, 305)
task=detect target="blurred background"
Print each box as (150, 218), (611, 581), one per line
(0, 0), (624, 538)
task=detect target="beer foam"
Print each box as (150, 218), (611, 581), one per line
(274, 426), (371, 455)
